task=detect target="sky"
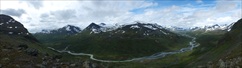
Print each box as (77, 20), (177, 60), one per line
(0, 0), (241, 33)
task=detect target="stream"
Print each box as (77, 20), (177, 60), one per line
(48, 35), (200, 62)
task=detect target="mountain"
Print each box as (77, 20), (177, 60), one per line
(190, 24), (233, 32)
(0, 14), (29, 35)
(61, 22), (191, 60)
(180, 24), (234, 37)
(182, 19), (242, 67)
(82, 22), (122, 34)
(0, 14), (102, 68)
(164, 24), (233, 36)
(219, 20), (241, 44)
(0, 14), (62, 67)
(33, 25), (81, 47)
(0, 14), (38, 42)
(38, 25), (81, 35)
(216, 19), (242, 58)
(83, 23), (102, 34)
(165, 24), (232, 32)
(165, 26), (187, 31)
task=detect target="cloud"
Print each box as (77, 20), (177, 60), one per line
(50, 10), (77, 20)
(39, 13), (55, 23)
(40, 13), (49, 18)
(132, 0), (241, 28)
(215, 0), (238, 12)
(75, 1), (157, 23)
(196, 0), (203, 3)
(1, 0), (241, 33)
(37, 9), (78, 31)
(1, 9), (26, 17)
(24, 0), (43, 9)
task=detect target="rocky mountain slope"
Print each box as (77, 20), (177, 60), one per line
(38, 25), (81, 35)
(185, 19), (242, 67)
(33, 25), (81, 47)
(29, 14), (241, 67)
(0, 14), (38, 42)
(0, 14), (54, 67)
(0, 14), (101, 68)
(59, 22), (191, 60)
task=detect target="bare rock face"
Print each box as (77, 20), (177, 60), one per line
(25, 48), (39, 56)
(0, 14), (29, 35)
(0, 14), (38, 42)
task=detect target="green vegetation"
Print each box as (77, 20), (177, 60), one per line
(61, 26), (191, 60)
(34, 23), (192, 60)
(97, 30), (226, 68)
(31, 19), (242, 67)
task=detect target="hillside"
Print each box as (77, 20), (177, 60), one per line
(185, 19), (242, 67)
(59, 22), (191, 60)
(0, 14), (55, 67)
(102, 19), (241, 68)
(0, 14), (101, 68)
(33, 25), (81, 47)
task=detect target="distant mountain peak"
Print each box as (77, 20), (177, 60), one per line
(83, 23), (103, 34)
(230, 19), (242, 30)
(63, 25), (81, 32)
(110, 23), (173, 36)
(123, 23), (163, 30)
(99, 23), (106, 26)
(37, 25), (81, 35)
(87, 23), (101, 29)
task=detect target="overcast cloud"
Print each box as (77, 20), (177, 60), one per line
(1, 9), (26, 17)
(0, 0), (241, 33)
(24, 0), (43, 9)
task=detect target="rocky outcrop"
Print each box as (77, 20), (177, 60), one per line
(17, 44), (28, 50)
(198, 56), (242, 68)
(0, 44), (100, 68)
(216, 57), (242, 68)
(0, 14), (38, 42)
(38, 25), (81, 35)
(0, 14), (29, 35)
(25, 48), (39, 56)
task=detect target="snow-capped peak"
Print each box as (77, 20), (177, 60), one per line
(40, 30), (51, 33)
(203, 24), (232, 31)
(37, 25), (81, 35)
(65, 25), (71, 31)
(130, 25), (140, 29)
(143, 25), (157, 30)
(186, 23), (234, 32)
(86, 23), (122, 34)
(63, 25), (81, 33)
(99, 23), (106, 26)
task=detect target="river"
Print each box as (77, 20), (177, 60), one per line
(48, 36), (200, 62)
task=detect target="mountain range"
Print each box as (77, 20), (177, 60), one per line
(33, 19), (238, 60)
(36, 22), (233, 35)
(1, 14), (241, 68)
(35, 22), (192, 60)
(38, 25), (81, 35)
(0, 14), (104, 68)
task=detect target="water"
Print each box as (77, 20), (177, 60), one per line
(48, 36), (200, 62)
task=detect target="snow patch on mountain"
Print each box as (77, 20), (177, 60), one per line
(130, 25), (140, 29)
(90, 29), (101, 34)
(144, 25), (157, 30)
(65, 26), (71, 31)
(226, 22), (235, 31)
(37, 25), (81, 35)
(160, 30), (169, 35)
(122, 31), (125, 33)
(0, 23), (4, 25)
